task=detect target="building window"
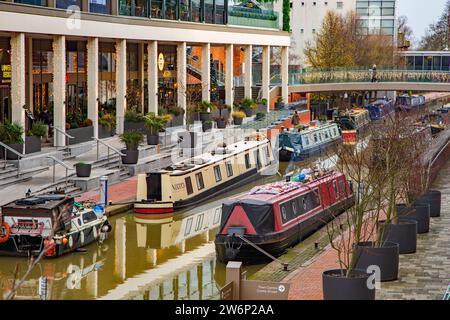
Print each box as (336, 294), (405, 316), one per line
(312, 29), (316, 34)
(89, 0), (111, 14)
(14, 0), (48, 6)
(213, 165), (222, 182)
(56, 0), (81, 9)
(119, 0), (149, 17)
(195, 172), (205, 190)
(226, 161), (234, 177)
(300, 29), (304, 34)
(150, 0), (164, 19)
(337, 1), (343, 9)
(244, 153), (251, 169)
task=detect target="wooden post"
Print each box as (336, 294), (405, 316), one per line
(225, 261), (242, 300)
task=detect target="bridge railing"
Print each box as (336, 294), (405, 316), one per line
(286, 68), (450, 85)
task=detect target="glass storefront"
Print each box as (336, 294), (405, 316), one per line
(158, 45), (177, 111)
(126, 43), (142, 110)
(32, 39), (53, 119)
(98, 42), (116, 114)
(56, 0), (81, 9)
(119, 0), (148, 17)
(66, 40), (87, 126)
(14, 0), (47, 6)
(90, 0), (111, 14)
(0, 37), (11, 123)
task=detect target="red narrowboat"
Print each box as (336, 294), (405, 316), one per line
(215, 170), (355, 265)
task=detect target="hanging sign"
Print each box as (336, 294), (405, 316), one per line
(158, 53), (165, 71)
(1, 64), (11, 83)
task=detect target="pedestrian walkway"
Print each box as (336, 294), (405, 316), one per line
(286, 159), (450, 300)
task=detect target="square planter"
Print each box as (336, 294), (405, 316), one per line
(124, 120), (146, 133)
(3, 143), (24, 160)
(233, 117), (244, 125)
(121, 149), (139, 165)
(25, 136), (42, 154)
(169, 114), (184, 127)
(75, 163), (92, 178)
(98, 125), (116, 139)
(67, 126), (94, 145)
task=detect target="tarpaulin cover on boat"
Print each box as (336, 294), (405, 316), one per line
(221, 199), (274, 234)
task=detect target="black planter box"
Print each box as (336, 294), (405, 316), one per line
(354, 241), (399, 282)
(121, 149), (139, 165)
(322, 269), (375, 300)
(233, 117), (244, 125)
(124, 120), (146, 133)
(202, 122), (213, 132)
(200, 112), (211, 122)
(242, 109), (253, 117)
(3, 143), (24, 160)
(98, 125), (116, 139)
(75, 163), (92, 177)
(67, 126), (94, 145)
(216, 119), (226, 129)
(25, 136), (42, 154)
(147, 134), (159, 145)
(169, 114), (184, 127)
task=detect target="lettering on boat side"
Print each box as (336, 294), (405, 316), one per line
(172, 183), (185, 191)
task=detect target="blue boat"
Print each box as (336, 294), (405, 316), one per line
(366, 99), (395, 122)
(278, 123), (342, 162)
(395, 95), (426, 111)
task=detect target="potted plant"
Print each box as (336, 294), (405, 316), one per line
(415, 190), (441, 217)
(258, 98), (268, 113)
(232, 111), (246, 125)
(167, 106), (185, 127)
(275, 97), (284, 110)
(202, 120), (213, 132)
(240, 98), (257, 117)
(74, 162), (92, 178)
(67, 118), (94, 144)
(119, 130), (144, 165)
(0, 121), (24, 160)
(25, 121), (46, 154)
(124, 107), (146, 133)
(255, 112), (266, 121)
(144, 112), (171, 145)
(99, 113), (116, 138)
(214, 116), (227, 129)
(199, 101), (215, 122)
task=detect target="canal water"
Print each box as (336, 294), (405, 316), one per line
(0, 97), (448, 300)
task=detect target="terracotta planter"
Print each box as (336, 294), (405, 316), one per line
(121, 149), (139, 165)
(354, 241), (399, 282)
(322, 269), (375, 300)
(378, 219), (417, 254)
(416, 190), (441, 217)
(75, 163), (92, 178)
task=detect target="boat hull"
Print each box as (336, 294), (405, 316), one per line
(279, 137), (341, 162)
(215, 196), (355, 265)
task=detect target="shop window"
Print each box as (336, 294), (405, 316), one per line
(119, 0), (149, 17)
(191, 0), (202, 22)
(56, 0), (81, 9)
(150, 0), (164, 19)
(90, 0), (111, 14)
(204, 0), (214, 23)
(165, 0), (178, 20)
(15, 0), (47, 6)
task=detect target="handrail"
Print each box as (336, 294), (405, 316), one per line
(46, 155), (74, 184)
(52, 126), (74, 148)
(425, 135), (450, 190)
(92, 137), (126, 169)
(0, 141), (24, 177)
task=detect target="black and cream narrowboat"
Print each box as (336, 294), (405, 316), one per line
(134, 133), (277, 215)
(215, 170), (355, 265)
(334, 108), (371, 145)
(0, 194), (112, 258)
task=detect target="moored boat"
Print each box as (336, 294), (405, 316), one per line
(278, 122), (341, 162)
(333, 108), (371, 145)
(395, 94), (426, 111)
(134, 133), (276, 215)
(0, 194), (112, 258)
(365, 98), (395, 122)
(215, 169), (355, 265)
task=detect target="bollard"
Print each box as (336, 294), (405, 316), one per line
(99, 176), (109, 207)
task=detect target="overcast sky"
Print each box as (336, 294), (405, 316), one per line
(397, 0), (447, 41)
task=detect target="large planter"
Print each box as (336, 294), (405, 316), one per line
(67, 126), (94, 145)
(354, 241), (399, 282)
(241, 108), (253, 117)
(121, 149), (139, 165)
(397, 204), (430, 234)
(124, 120), (146, 133)
(216, 119), (227, 129)
(416, 190), (441, 217)
(233, 117), (244, 126)
(378, 219), (417, 254)
(25, 136), (42, 154)
(200, 112), (211, 122)
(322, 269), (375, 300)
(147, 134), (159, 146)
(202, 122), (213, 132)
(75, 163), (92, 178)
(4, 143), (24, 160)
(169, 114), (184, 127)
(98, 125), (115, 139)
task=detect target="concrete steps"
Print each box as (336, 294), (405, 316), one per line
(0, 166), (49, 188)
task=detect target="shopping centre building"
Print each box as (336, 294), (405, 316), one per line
(0, 0), (290, 146)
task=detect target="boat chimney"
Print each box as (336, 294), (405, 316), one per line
(285, 175), (292, 182)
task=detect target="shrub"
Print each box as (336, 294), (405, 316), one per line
(255, 112), (266, 121)
(82, 118), (93, 127)
(144, 112), (172, 135)
(119, 130), (144, 151)
(232, 111), (246, 119)
(99, 113), (116, 129)
(167, 106), (185, 117)
(0, 121), (24, 144)
(200, 101), (216, 113)
(241, 98), (257, 110)
(29, 121), (47, 138)
(125, 107), (144, 122)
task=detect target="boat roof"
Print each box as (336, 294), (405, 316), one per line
(230, 171), (344, 204)
(339, 108), (368, 118)
(283, 122), (338, 135)
(155, 134), (269, 175)
(2, 194), (73, 210)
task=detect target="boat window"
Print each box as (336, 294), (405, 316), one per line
(225, 161), (233, 177)
(333, 180), (338, 197)
(213, 208), (221, 225)
(82, 211), (97, 224)
(185, 177), (194, 195)
(254, 150), (262, 170)
(313, 134), (318, 143)
(184, 217), (193, 236)
(195, 173), (205, 191)
(245, 153), (251, 169)
(214, 165), (222, 182)
(324, 130), (329, 139)
(280, 202), (295, 224)
(339, 180), (346, 197)
(195, 213), (204, 231)
(303, 135), (309, 146)
(292, 201), (298, 215)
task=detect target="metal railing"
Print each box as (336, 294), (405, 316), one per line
(52, 126), (75, 148)
(0, 141), (25, 178)
(46, 155), (74, 184)
(92, 137), (126, 169)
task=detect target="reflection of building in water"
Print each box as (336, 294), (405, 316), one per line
(114, 218), (126, 281)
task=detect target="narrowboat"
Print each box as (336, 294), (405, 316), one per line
(333, 108), (371, 145)
(0, 194), (112, 258)
(278, 122), (341, 162)
(395, 94), (426, 111)
(134, 133), (276, 215)
(215, 170), (355, 265)
(365, 98), (395, 122)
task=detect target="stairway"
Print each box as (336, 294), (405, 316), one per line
(234, 86), (261, 103)
(0, 162), (49, 188)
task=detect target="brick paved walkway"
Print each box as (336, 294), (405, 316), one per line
(75, 176), (137, 203)
(287, 160), (450, 300)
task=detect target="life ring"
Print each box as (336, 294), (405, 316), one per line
(0, 222), (11, 244)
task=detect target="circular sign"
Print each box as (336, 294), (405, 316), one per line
(158, 53), (165, 71)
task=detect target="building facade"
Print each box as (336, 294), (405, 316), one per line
(0, 0), (290, 147)
(276, 0), (397, 67)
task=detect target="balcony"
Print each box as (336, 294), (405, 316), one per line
(227, 4), (280, 30)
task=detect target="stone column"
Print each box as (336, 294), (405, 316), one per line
(52, 35), (66, 147)
(201, 43), (211, 102)
(10, 33), (26, 148)
(281, 46), (289, 105)
(262, 45), (270, 112)
(177, 42), (187, 125)
(148, 40), (158, 114)
(139, 43), (145, 113)
(115, 39), (127, 134)
(87, 37), (99, 139)
(225, 44), (234, 110)
(244, 44), (252, 99)
(27, 37), (33, 114)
